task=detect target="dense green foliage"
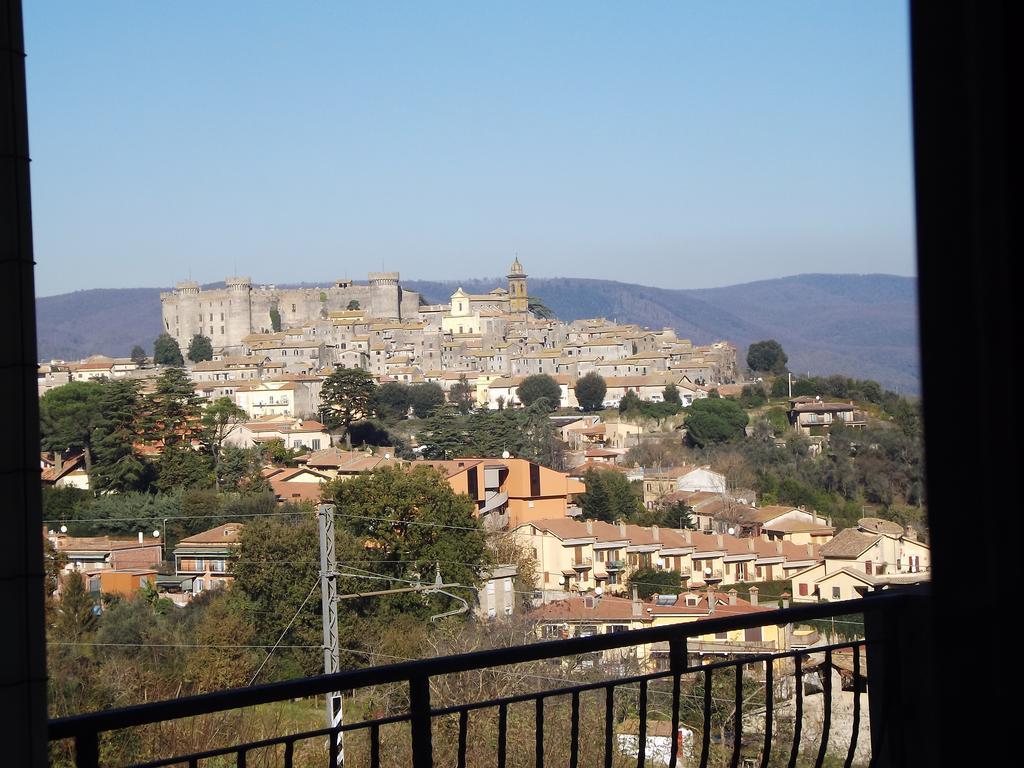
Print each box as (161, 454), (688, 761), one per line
(130, 345), (147, 365)
(577, 469), (643, 523)
(575, 372), (607, 411)
(320, 367), (377, 432)
(684, 397), (749, 446)
(186, 334), (213, 363)
(269, 307), (282, 332)
(408, 382), (446, 419)
(153, 333), (184, 366)
(746, 339), (788, 373)
(418, 403), (563, 467)
(374, 381), (412, 420)
(627, 567), (682, 599)
(515, 374), (562, 410)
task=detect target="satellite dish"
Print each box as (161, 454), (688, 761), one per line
(727, 527), (735, 535)
(595, 586), (604, 596)
(501, 450), (511, 459)
(704, 567), (712, 576)
(153, 530), (161, 538)
(60, 525), (67, 533)
(384, 453), (391, 459)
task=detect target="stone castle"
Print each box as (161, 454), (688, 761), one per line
(160, 272), (422, 354)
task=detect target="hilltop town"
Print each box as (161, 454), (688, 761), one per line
(39, 259), (926, 765)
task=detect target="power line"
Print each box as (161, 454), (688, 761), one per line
(249, 579), (321, 686)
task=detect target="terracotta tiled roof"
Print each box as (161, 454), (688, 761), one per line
(820, 528), (879, 559)
(178, 524), (244, 545)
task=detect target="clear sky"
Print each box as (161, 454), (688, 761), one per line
(25, 1), (915, 297)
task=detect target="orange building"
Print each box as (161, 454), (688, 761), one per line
(418, 457), (586, 528)
(84, 569), (158, 599)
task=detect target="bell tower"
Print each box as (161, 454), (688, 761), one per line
(507, 256), (529, 313)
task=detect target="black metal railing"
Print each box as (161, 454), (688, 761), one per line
(48, 588), (925, 768)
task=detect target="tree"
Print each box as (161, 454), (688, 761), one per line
(516, 374), (562, 410)
(449, 375), (475, 414)
(155, 443), (215, 492)
(527, 298), (555, 319)
(627, 567), (682, 600)
(320, 367), (377, 444)
(218, 445), (271, 493)
(39, 380), (105, 469)
(577, 468), (644, 523)
(201, 397), (248, 485)
(153, 333), (184, 366)
(130, 345), (148, 365)
(347, 300), (361, 311)
(54, 571), (97, 642)
(619, 389), (642, 415)
(90, 379), (150, 493)
(408, 382), (446, 419)
(269, 307), (282, 332)
(187, 334), (214, 363)
(663, 384), (682, 406)
(684, 397), (749, 447)
(374, 381), (411, 421)
(146, 366), (204, 447)
(746, 340), (788, 374)
(575, 373), (607, 411)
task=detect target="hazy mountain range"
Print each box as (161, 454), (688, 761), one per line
(35, 273), (920, 393)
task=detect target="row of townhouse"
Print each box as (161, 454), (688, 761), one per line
(526, 587), (782, 669)
(514, 518), (823, 602)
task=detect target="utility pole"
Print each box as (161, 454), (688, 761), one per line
(318, 503), (343, 764)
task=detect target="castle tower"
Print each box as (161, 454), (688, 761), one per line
(507, 257), (528, 313)
(368, 272), (402, 320)
(224, 276), (253, 352)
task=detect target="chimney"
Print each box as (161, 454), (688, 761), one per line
(806, 543), (814, 557)
(632, 586), (642, 617)
(684, 530), (692, 545)
(54, 450), (63, 474)
(619, 521), (627, 537)
(747, 539), (755, 552)
(781, 591), (791, 609)
(652, 525), (660, 542)
(749, 586), (759, 606)
(706, 585), (716, 613)
(586, 520), (593, 535)
(776, 541), (783, 554)
(727, 588), (738, 606)
(138, 531), (144, 544)
(716, 534), (723, 548)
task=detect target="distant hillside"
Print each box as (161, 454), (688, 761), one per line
(35, 273), (920, 392)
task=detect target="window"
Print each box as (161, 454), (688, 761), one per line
(799, 582), (809, 596)
(311, 439), (320, 450)
(832, 587), (842, 600)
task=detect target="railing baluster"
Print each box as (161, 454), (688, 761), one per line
(370, 722), (381, 768)
(760, 658), (774, 768)
(535, 696), (544, 768)
(787, 655), (803, 768)
(637, 678), (648, 768)
(458, 710), (469, 768)
(497, 702), (508, 768)
(815, 648), (833, 768)
(236, 747), (246, 768)
(845, 645), (861, 768)
(283, 738), (294, 768)
(570, 690), (580, 768)
(730, 663), (743, 768)
(75, 732), (99, 768)
(605, 684), (615, 768)
(409, 674), (433, 768)
(669, 638), (685, 768)
(699, 668), (712, 768)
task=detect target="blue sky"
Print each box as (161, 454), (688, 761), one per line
(25, 2), (915, 297)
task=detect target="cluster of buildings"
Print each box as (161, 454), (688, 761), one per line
(39, 260), (738, 417)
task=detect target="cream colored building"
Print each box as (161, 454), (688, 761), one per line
(791, 518), (930, 602)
